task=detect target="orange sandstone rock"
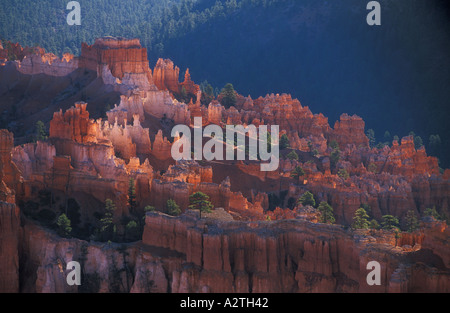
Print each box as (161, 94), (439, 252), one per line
(180, 68), (200, 95)
(153, 58), (180, 93)
(329, 113), (369, 149)
(49, 102), (98, 144)
(0, 130), (20, 293)
(80, 37), (152, 84)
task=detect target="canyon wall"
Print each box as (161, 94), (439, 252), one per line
(14, 210), (449, 293)
(80, 37), (153, 84)
(0, 130), (20, 292)
(0, 201), (20, 293)
(140, 211), (450, 292)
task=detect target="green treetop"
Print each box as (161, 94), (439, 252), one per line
(297, 191), (316, 207)
(352, 208), (370, 230)
(219, 83), (237, 108)
(318, 201), (335, 224)
(188, 192), (213, 214)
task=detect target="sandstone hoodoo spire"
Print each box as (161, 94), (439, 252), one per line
(49, 102), (98, 144)
(180, 68), (200, 95)
(153, 58), (180, 93)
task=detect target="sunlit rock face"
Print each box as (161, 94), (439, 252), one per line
(153, 58), (180, 93)
(0, 130), (20, 293)
(80, 37), (153, 85)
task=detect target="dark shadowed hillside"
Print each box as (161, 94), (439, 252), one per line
(160, 0), (450, 167)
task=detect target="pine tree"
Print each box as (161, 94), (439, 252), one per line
(144, 205), (156, 213)
(125, 220), (140, 242)
(368, 163), (378, 173)
(219, 83), (237, 108)
(128, 178), (136, 213)
(330, 149), (340, 170)
(189, 192), (213, 215)
(287, 150), (299, 161)
(414, 136), (423, 149)
(337, 169), (350, 180)
(200, 80), (215, 105)
(297, 191), (315, 207)
(366, 129), (376, 148)
(280, 134), (290, 150)
(428, 135), (441, 156)
(290, 166), (305, 183)
(381, 215), (400, 231)
(56, 213), (72, 238)
(35, 120), (48, 142)
(424, 207), (440, 220)
(318, 202), (335, 224)
(352, 208), (370, 230)
(369, 219), (380, 230)
(167, 199), (181, 216)
(328, 140), (339, 150)
(405, 210), (420, 232)
(179, 86), (188, 102)
(98, 199), (116, 242)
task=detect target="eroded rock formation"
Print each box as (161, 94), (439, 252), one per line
(80, 37), (153, 85)
(0, 130), (20, 293)
(140, 211), (449, 293)
(0, 37), (448, 293)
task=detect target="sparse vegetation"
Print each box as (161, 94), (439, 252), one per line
(96, 199), (117, 242)
(318, 201), (335, 224)
(128, 178), (137, 213)
(337, 169), (349, 180)
(167, 199), (182, 216)
(34, 120), (48, 142)
(219, 83), (237, 109)
(424, 207), (440, 220)
(330, 149), (340, 170)
(366, 129), (376, 148)
(286, 150), (299, 161)
(188, 192), (213, 214)
(125, 220), (141, 242)
(56, 213), (72, 238)
(290, 166), (305, 183)
(352, 208), (370, 230)
(200, 80), (216, 105)
(280, 134), (290, 150)
(297, 191), (316, 208)
(381, 215), (400, 231)
(144, 205), (156, 213)
(328, 140), (339, 150)
(368, 163), (377, 174)
(404, 210), (420, 232)
(369, 219), (380, 230)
